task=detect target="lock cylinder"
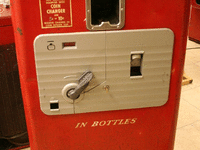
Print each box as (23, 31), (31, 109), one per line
(62, 71), (93, 103)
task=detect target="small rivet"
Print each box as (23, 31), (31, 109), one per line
(103, 85), (110, 93)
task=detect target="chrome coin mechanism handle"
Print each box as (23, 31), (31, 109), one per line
(67, 71), (93, 100)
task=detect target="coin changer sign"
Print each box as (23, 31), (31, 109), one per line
(39, 0), (72, 28)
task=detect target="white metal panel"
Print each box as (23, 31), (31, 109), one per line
(104, 29), (174, 110)
(75, 29), (174, 113)
(34, 29), (174, 115)
(34, 32), (106, 115)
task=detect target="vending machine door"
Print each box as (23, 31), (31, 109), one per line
(10, 0), (190, 149)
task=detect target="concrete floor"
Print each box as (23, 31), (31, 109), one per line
(21, 40), (200, 150)
(174, 40), (200, 150)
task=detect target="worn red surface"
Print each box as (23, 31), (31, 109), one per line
(0, 8), (14, 45)
(191, 0), (200, 8)
(10, 0), (191, 149)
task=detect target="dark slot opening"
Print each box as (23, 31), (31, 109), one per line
(197, 0), (200, 4)
(130, 54), (143, 77)
(131, 67), (142, 76)
(50, 103), (59, 110)
(91, 0), (119, 25)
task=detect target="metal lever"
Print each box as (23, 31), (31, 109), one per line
(67, 71), (93, 100)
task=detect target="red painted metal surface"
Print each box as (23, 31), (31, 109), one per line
(191, 0), (200, 8)
(0, 7), (14, 45)
(10, 0), (190, 150)
(0, 8), (15, 72)
(189, 0), (200, 43)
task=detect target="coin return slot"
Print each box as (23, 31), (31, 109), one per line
(130, 53), (144, 78)
(62, 42), (76, 49)
(50, 100), (59, 111)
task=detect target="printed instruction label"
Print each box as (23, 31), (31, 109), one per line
(39, 0), (72, 29)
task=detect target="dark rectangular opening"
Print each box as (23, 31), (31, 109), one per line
(131, 67), (142, 76)
(50, 103), (59, 110)
(197, 0), (200, 4)
(91, 0), (119, 25)
(130, 54), (143, 77)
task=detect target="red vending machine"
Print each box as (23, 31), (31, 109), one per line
(11, 0), (190, 149)
(189, 0), (200, 42)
